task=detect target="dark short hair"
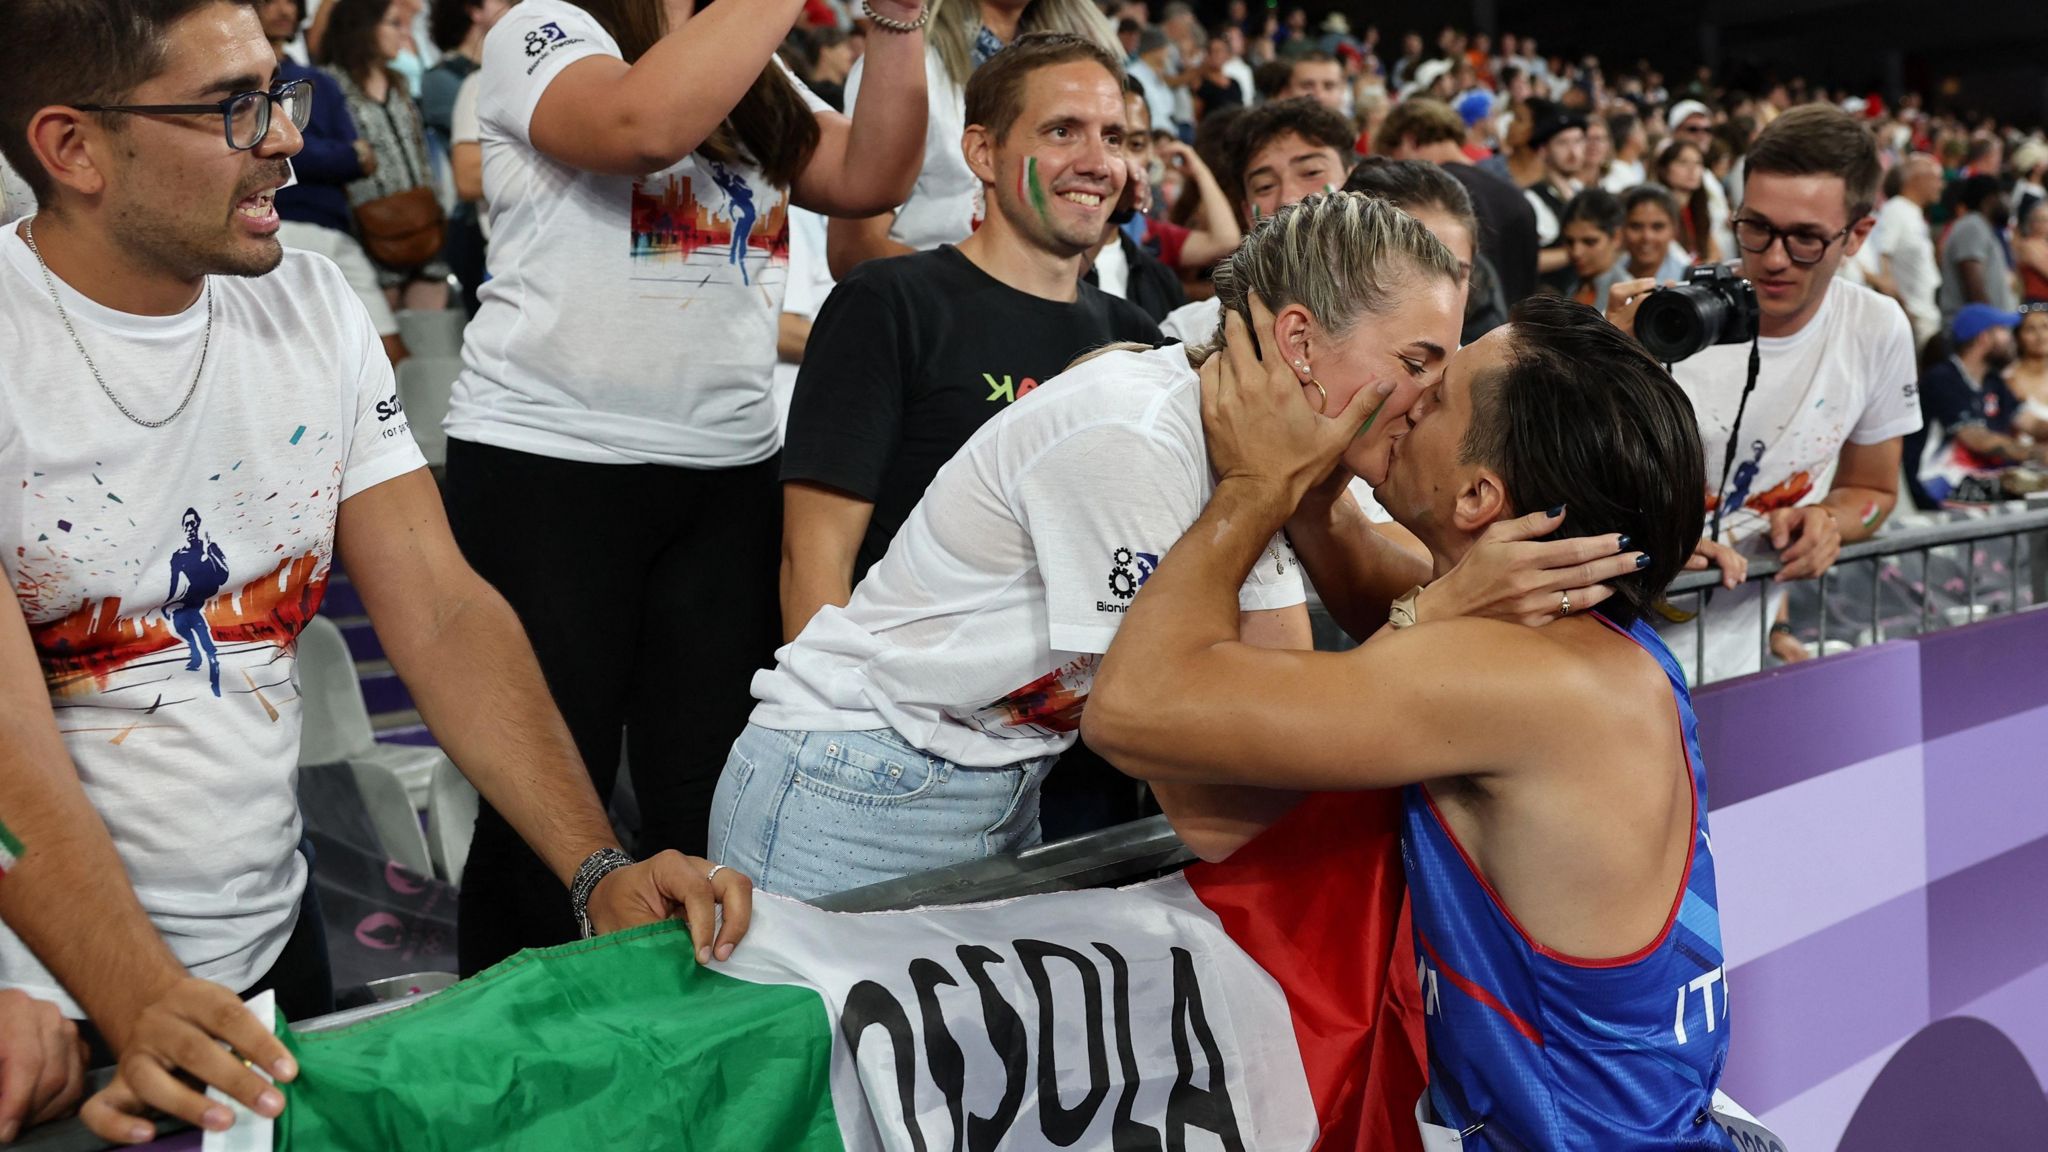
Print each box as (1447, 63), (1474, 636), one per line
(1227, 97), (1355, 195)
(1251, 58), (1294, 100)
(1621, 182), (1680, 224)
(1343, 156), (1480, 256)
(1959, 173), (2003, 212)
(0, 0), (255, 205)
(315, 0), (399, 87)
(1460, 296), (1705, 629)
(1605, 110), (1639, 143)
(1561, 187), (1624, 233)
(964, 31), (1124, 143)
(1373, 98), (1465, 154)
(1742, 104), (1882, 221)
(428, 0), (474, 52)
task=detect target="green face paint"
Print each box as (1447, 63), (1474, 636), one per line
(1354, 391), (1391, 440)
(1024, 157), (1054, 229)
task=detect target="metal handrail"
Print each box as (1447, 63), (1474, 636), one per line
(1665, 503), (2048, 594)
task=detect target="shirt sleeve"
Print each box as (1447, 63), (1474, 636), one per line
(779, 271), (908, 502)
(775, 55), (834, 116)
(1946, 216), (1992, 267)
(479, 2), (617, 148)
(1012, 422), (1208, 654)
(1850, 297), (1925, 445)
(318, 260), (428, 500)
(451, 72), (482, 147)
(1917, 363), (1979, 433)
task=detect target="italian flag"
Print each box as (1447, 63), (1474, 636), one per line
(0, 823), (20, 875)
(272, 794), (1422, 1152)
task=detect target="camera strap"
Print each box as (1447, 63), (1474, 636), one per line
(1708, 333), (1765, 545)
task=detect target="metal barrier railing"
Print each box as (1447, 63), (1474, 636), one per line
(1667, 499), (2048, 684)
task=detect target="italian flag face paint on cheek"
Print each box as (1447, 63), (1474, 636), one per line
(1025, 156), (1054, 228)
(0, 822), (22, 875)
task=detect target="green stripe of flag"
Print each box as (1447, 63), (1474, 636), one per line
(277, 922), (846, 1152)
(0, 822), (22, 873)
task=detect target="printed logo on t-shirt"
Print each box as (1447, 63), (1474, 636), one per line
(629, 159), (789, 294)
(955, 653), (1099, 738)
(520, 22), (584, 74)
(1099, 546), (1161, 613)
(983, 373), (1043, 405)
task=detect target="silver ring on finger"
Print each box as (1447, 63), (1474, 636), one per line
(1558, 589), (1572, 618)
(706, 864), (727, 882)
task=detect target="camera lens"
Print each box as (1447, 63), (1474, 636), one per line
(1636, 285), (1726, 362)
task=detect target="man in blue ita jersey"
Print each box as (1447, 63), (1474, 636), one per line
(1088, 295), (1742, 1150)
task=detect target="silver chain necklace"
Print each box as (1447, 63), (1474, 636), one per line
(21, 218), (212, 429)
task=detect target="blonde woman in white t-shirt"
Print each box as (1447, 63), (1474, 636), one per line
(442, 0), (929, 974)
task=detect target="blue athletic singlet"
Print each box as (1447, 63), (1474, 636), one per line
(1401, 614), (1733, 1150)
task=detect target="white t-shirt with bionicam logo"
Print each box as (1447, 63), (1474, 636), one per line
(1659, 278), (1920, 683)
(449, 0), (831, 468)
(0, 223), (425, 1014)
(750, 345), (1305, 769)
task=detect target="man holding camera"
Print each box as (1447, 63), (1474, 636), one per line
(1609, 106), (1921, 681)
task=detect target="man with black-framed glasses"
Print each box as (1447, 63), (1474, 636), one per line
(1608, 105), (1921, 682)
(0, 0), (750, 1143)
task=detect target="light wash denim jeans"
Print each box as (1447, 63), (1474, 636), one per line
(708, 723), (1047, 901)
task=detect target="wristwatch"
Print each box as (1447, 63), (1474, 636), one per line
(1388, 585), (1426, 629)
(569, 847), (636, 939)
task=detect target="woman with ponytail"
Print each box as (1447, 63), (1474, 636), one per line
(445, 0), (928, 973)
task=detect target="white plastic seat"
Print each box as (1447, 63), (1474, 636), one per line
(426, 756), (479, 888)
(296, 616), (447, 810)
(395, 355), (460, 467)
(396, 308), (465, 359)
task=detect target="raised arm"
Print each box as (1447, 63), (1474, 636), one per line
(1156, 139), (1241, 271)
(790, 18), (928, 217)
(526, 0), (805, 175)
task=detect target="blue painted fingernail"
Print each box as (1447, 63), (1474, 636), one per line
(1548, 504), (1565, 517)
(1616, 534), (1632, 550)
(1635, 554), (1653, 569)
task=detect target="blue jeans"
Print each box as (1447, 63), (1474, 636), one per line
(708, 723), (1045, 901)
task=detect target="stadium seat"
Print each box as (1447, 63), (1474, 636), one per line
(397, 308), (466, 359)
(426, 757), (479, 888)
(296, 615), (448, 810)
(396, 355), (460, 468)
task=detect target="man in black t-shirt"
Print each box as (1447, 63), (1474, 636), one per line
(779, 34), (1161, 643)
(1377, 97), (1541, 307)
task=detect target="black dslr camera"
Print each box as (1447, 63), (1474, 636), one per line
(1633, 264), (1761, 363)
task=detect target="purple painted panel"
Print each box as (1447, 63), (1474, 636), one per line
(341, 620), (384, 664)
(1720, 889), (1929, 1115)
(1694, 642), (1922, 809)
(1922, 704), (2048, 880)
(358, 669), (415, 718)
(1928, 832), (2048, 1017)
(319, 575), (364, 618)
(1916, 607), (2048, 740)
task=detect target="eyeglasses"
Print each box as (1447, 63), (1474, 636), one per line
(1731, 215), (1852, 266)
(72, 79), (312, 152)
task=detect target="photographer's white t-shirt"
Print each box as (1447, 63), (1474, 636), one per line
(0, 226), (425, 1013)
(751, 345), (1305, 768)
(1660, 279), (1920, 682)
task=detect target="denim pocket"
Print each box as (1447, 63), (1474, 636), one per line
(791, 732), (947, 807)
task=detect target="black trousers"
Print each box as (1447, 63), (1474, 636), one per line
(441, 438), (783, 975)
(81, 853), (333, 1068)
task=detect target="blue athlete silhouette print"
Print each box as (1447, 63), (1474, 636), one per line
(166, 508), (229, 697)
(709, 161), (757, 284)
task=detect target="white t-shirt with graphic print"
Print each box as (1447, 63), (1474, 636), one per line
(0, 224), (425, 1014)
(750, 345), (1306, 769)
(448, 0), (832, 468)
(1659, 278), (1920, 683)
